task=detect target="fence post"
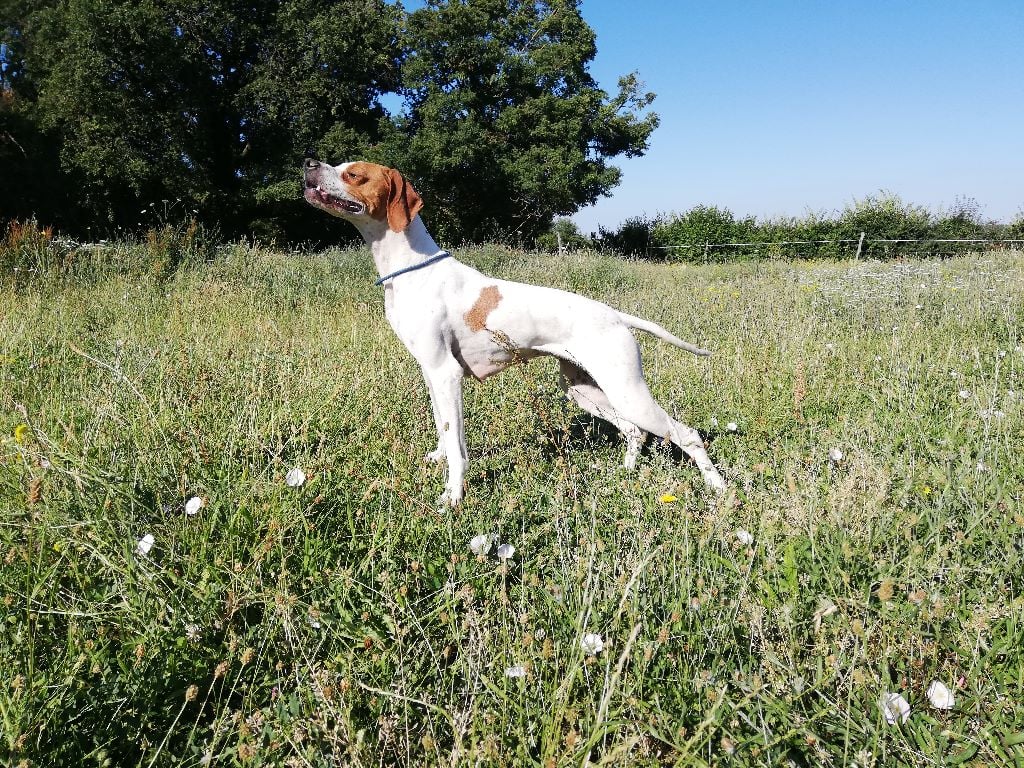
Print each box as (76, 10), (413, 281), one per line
(703, 240), (710, 264)
(855, 231), (866, 260)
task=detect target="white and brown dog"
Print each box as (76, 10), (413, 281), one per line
(303, 158), (725, 505)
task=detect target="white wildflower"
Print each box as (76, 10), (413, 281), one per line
(496, 543), (515, 561)
(504, 665), (526, 678)
(881, 692), (910, 725)
(469, 534), (495, 556)
(285, 467), (306, 487)
(580, 633), (604, 655)
(136, 533), (155, 556)
(828, 447), (844, 463)
(958, 390), (970, 400)
(184, 496), (204, 516)
(726, 421), (738, 433)
(927, 680), (955, 710)
(735, 528), (754, 546)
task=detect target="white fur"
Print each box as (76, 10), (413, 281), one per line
(303, 160), (725, 505)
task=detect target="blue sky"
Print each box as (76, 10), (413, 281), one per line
(572, 1), (1024, 233)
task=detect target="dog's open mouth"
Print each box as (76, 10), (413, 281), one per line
(304, 184), (364, 214)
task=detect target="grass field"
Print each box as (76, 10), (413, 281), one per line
(2, 236), (1022, 767)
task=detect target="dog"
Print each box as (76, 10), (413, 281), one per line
(303, 158), (725, 505)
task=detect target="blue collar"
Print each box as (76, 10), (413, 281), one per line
(374, 251), (452, 286)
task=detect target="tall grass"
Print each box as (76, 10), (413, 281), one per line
(2, 233), (1022, 766)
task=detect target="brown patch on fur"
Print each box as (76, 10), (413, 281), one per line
(340, 162), (423, 232)
(339, 162), (387, 216)
(464, 285), (502, 332)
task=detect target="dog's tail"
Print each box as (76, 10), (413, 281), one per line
(617, 312), (711, 356)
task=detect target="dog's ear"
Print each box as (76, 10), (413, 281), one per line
(385, 169), (423, 232)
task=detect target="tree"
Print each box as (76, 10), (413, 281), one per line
(4, 0), (401, 240)
(384, 0), (658, 244)
(1, 0), (65, 227)
(2, 0), (657, 245)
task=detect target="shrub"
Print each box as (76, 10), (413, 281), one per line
(931, 196), (986, 241)
(143, 218), (218, 280)
(534, 219), (591, 253)
(602, 191), (1024, 262)
(1007, 211), (1024, 241)
(593, 215), (657, 257)
(785, 211), (845, 259)
(1, 219), (61, 289)
(835, 192), (930, 258)
(651, 205), (757, 262)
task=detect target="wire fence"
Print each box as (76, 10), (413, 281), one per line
(649, 234), (1024, 262)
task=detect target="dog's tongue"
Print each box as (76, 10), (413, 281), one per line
(310, 186), (361, 213)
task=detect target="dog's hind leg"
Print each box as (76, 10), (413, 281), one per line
(559, 360), (645, 469)
(566, 331), (725, 492)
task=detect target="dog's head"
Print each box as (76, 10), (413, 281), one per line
(303, 159), (423, 232)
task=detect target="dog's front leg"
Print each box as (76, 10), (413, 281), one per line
(421, 361), (468, 506)
(422, 377), (447, 464)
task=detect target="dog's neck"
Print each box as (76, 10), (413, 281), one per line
(349, 216), (444, 279)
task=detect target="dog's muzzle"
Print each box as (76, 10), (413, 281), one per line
(302, 158), (364, 214)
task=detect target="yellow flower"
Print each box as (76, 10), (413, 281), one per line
(13, 424), (29, 444)
(659, 493), (678, 504)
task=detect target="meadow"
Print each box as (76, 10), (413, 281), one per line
(1, 236), (1022, 767)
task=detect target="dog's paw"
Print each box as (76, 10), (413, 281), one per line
(436, 488), (462, 509)
(704, 470), (727, 494)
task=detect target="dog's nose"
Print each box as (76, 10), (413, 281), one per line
(304, 157), (319, 171)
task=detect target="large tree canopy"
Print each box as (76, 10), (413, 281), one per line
(0, 0), (657, 244)
(384, 0), (658, 243)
